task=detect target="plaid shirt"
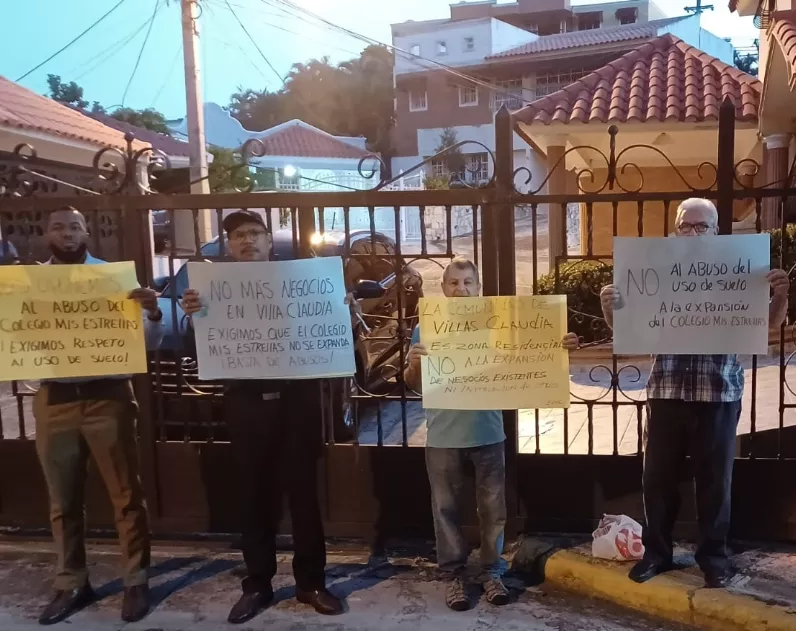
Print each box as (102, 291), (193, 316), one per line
(647, 354), (744, 403)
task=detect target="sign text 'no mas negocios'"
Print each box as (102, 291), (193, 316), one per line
(612, 234), (771, 355)
(419, 295), (570, 410)
(0, 262), (147, 380)
(188, 257), (357, 380)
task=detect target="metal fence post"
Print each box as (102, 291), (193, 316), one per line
(717, 96), (736, 235)
(494, 105), (520, 539)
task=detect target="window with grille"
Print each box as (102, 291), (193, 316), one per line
(458, 85), (478, 107)
(431, 159), (447, 178)
(409, 89), (428, 111)
(464, 153), (489, 183)
(578, 12), (602, 30)
(492, 78), (523, 110)
(534, 69), (590, 99)
(616, 7), (637, 24)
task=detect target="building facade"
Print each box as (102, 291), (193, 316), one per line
(391, 0), (734, 190)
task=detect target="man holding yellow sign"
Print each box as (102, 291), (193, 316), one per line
(404, 258), (577, 611)
(1, 208), (165, 626)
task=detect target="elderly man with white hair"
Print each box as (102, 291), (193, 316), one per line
(600, 198), (790, 588)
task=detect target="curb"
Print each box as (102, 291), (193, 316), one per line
(514, 541), (796, 631)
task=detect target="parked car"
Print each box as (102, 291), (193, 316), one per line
(150, 229), (423, 442)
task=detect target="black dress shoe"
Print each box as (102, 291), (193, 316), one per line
(628, 558), (673, 584)
(228, 591), (273, 624)
(296, 588), (345, 615)
(38, 584), (94, 625)
(121, 584), (150, 623)
(704, 568), (734, 589)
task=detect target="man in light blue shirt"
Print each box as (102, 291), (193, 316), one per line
(404, 258), (578, 611)
(34, 208), (163, 626)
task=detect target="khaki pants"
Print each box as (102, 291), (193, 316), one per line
(34, 382), (150, 590)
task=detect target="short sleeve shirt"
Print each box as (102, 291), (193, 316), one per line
(412, 327), (505, 448)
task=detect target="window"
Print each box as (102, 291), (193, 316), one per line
(616, 7), (637, 24)
(431, 158), (447, 178)
(463, 153), (489, 183)
(463, 36), (475, 52)
(409, 44), (420, 56)
(578, 12), (602, 30)
(533, 69), (590, 99)
(492, 78), (523, 110)
(458, 85), (478, 107)
(409, 89), (428, 112)
(436, 40), (447, 56)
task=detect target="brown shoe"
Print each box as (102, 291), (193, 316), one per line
(121, 584), (150, 623)
(38, 584), (94, 625)
(296, 588), (345, 615)
(227, 591), (272, 624)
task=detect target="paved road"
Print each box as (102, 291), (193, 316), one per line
(0, 542), (688, 631)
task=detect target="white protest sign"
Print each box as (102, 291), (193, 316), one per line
(188, 257), (357, 379)
(612, 234), (770, 355)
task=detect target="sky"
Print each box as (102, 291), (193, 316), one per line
(1, 0), (759, 121)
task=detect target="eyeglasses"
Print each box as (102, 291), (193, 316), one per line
(676, 222), (713, 235)
(229, 229), (267, 242)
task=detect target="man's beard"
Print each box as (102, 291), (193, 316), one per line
(49, 242), (87, 264)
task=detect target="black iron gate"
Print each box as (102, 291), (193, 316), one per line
(2, 99), (796, 544)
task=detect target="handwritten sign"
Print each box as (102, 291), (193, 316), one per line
(0, 262), (146, 380)
(419, 295), (570, 410)
(612, 234), (770, 355)
(188, 258), (356, 380)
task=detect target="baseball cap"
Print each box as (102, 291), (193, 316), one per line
(222, 210), (267, 234)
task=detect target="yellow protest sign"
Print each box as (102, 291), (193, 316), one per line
(0, 262), (147, 380)
(419, 295), (570, 410)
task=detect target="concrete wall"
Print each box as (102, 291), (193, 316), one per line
(394, 19), (493, 75)
(659, 15), (734, 65)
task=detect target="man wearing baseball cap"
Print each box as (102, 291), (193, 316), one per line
(181, 210), (344, 623)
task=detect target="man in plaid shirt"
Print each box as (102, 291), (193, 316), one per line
(600, 198), (790, 588)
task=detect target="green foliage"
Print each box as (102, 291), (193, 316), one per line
(768, 226), (796, 322)
(207, 146), (252, 193)
(434, 127), (465, 175)
(110, 107), (170, 135)
(734, 51), (758, 77)
(227, 44), (395, 157)
(423, 176), (450, 190)
(47, 74), (87, 109)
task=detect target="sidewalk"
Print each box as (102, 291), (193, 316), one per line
(513, 537), (796, 631)
(0, 539), (683, 631)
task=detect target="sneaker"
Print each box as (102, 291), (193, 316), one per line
(445, 577), (470, 611)
(483, 577), (509, 606)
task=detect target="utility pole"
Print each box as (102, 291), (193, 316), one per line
(684, 0), (714, 14)
(179, 0), (212, 249)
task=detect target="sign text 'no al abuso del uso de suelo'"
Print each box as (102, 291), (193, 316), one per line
(419, 295), (570, 410)
(188, 257), (357, 379)
(612, 234), (770, 355)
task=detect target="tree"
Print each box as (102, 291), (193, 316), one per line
(110, 107), (170, 135)
(207, 146), (252, 192)
(226, 45), (395, 159)
(47, 74), (87, 109)
(434, 127), (465, 176)
(734, 50), (758, 76)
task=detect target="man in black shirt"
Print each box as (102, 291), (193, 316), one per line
(181, 210), (344, 624)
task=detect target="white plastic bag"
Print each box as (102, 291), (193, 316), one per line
(591, 514), (645, 561)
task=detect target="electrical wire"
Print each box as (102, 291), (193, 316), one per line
(262, 0), (537, 105)
(16, 0), (128, 81)
(223, 0), (285, 85)
(72, 9), (164, 82)
(151, 42), (183, 108)
(122, 0), (162, 106)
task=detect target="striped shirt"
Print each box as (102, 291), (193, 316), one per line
(646, 354), (743, 403)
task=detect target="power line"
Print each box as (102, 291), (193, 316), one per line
(16, 0), (128, 81)
(222, 0), (285, 85)
(122, 0), (161, 106)
(261, 0), (536, 105)
(72, 10), (164, 82)
(151, 42), (183, 107)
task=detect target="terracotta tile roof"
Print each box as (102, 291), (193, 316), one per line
(255, 120), (371, 159)
(512, 35), (761, 126)
(487, 16), (689, 60)
(78, 109), (190, 157)
(0, 76), (146, 152)
(770, 11), (796, 89)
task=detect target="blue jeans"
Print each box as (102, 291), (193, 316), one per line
(425, 442), (507, 580)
